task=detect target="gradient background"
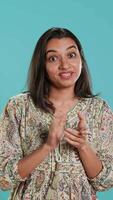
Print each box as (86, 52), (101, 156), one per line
(0, 0), (113, 199)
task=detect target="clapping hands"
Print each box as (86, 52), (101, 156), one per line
(46, 108), (89, 151)
(64, 112), (89, 151)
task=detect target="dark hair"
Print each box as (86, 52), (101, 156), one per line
(27, 27), (97, 113)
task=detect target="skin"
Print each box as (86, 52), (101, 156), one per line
(18, 37), (102, 180)
(46, 37), (82, 90)
(45, 37), (85, 149)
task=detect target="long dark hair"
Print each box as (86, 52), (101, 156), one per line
(27, 27), (97, 113)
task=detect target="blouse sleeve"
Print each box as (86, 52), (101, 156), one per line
(88, 100), (113, 191)
(0, 98), (26, 189)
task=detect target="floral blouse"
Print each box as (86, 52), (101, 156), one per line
(0, 93), (113, 200)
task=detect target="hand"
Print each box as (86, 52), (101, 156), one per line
(64, 112), (89, 151)
(46, 108), (67, 150)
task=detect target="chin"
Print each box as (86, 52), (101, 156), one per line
(59, 80), (76, 87)
(56, 83), (75, 89)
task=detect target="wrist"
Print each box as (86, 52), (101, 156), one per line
(43, 143), (53, 153)
(78, 143), (90, 153)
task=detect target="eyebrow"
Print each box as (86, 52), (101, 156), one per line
(67, 45), (77, 50)
(46, 45), (77, 55)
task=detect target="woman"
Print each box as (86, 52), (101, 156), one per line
(0, 27), (113, 200)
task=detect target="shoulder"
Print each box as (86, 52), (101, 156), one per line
(5, 92), (31, 114)
(0, 93), (30, 121)
(90, 96), (105, 105)
(83, 96), (113, 116)
(9, 92), (30, 103)
(8, 92), (30, 105)
(87, 96), (110, 108)
(88, 96), (113, 117)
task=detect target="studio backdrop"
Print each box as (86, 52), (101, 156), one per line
(0, 1), (113, 199)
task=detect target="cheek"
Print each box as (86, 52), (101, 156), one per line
(78, 61), (82, 71)
(73, 60), (82, 72)
(46, 67), (57, 78)
(71, 55), (82, 66)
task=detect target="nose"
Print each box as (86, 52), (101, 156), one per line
(59, 57), (69, 70)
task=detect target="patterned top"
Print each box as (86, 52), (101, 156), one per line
(0, 93), (113, 200)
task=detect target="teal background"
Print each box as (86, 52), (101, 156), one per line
(0, 0), (113, 199)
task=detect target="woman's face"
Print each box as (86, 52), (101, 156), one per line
(45, 37), (82, 90)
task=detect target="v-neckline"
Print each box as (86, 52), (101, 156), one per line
(29, 93), (89, 118)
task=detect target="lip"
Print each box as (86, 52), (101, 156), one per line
(59, 71), (74, 79)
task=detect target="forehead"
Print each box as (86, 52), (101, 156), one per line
(46, 37), (78, 51)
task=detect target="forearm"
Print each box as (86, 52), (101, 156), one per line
(18, 144), (52, 179)
(78, 143), (103, 179)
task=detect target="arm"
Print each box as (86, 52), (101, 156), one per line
(0, 98), (26, 189)
(0, 98), (66, 189)
(78, 143), (103, 179)
(18, 107), (67, 179)
(0, 99), (51, 188)
(64, 127), (103, 179)
(18, 143), (51, 179)
(64, 105), (113, 191)
(87, 101), (113, 191)
(64, 111), (103, 179)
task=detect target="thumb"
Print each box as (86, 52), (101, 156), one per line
(77, 111), (87, 130)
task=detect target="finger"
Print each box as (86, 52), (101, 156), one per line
(64, 128), (79, 135)
(80, 130), (88, 135)
(78, 132), (87, 140)
(77, 112), (87, 131)
(64, 137), (83, 148)
(64, 131), (77, 141)
(64, 128), (87, 140)
(64, 128), (88, 138)
(64, 131), (85, 143)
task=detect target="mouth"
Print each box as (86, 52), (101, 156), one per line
(59, 72), (74, 79)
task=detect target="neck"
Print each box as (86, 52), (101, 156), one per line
(48, 87), (77, 102)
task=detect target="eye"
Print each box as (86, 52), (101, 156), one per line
(47, 55), (58, 62)
(68, 52), (77, 58)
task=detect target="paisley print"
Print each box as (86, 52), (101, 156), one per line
(0, 93), (113, 199)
